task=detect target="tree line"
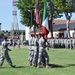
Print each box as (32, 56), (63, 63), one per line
(17, 0), (75, 38)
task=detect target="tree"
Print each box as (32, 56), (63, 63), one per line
(47, 0), (62, 38)
(53, 0), (75, 38)
(17, 0), (62, 38)
(17, 0), (45, 27)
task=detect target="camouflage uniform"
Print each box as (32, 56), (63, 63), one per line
(13, 39), (16, 48)
(28, 34), (34, 66)
(33, 34), (39, 67)
(37, 35), (44, 68)
(37, 34), (49, 68)
(42, 38), (49, 68)
(17, 39), (20, 48)
(0, 37), (15, 68)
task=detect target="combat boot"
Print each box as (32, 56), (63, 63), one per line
(46, 65), (49, 68)
(11, 65), (16, 68)
(37, 64), (40, 68)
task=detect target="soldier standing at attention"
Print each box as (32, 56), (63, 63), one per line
(17, 39), (20, 48)
(13, 39), (16, 48)
(0, 36), (16, 68)
(28, 34), (34, 66)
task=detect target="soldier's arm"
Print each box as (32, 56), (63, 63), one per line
(46, 40), (50, 51)
(6, 47), (11, 51)
(6, 44), (11, 51)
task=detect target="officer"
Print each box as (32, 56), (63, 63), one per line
(33, 34), (39, 67)
(28, 34), (34, 66)
(0, 36), (16, 68)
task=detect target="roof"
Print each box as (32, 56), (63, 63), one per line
(53, 20), (75, 24)
(52, 20), (75, 31)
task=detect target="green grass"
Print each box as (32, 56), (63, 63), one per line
(0, 46), (75, 75)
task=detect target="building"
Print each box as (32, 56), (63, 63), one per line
(25, 20), (75, 40)
(52, 20), (75, 38)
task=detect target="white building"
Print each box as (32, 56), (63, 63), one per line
(25, 20), (75, 39)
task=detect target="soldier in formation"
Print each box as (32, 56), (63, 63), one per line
(0, 36), (16, 68)
(17, 39), (20, 48)
(28, 34), (34, 66)
(48, 38), (75, 49)
(37, 34), (49, 68)
(33, 34), (39, 67)
(28, 33), (50, 68)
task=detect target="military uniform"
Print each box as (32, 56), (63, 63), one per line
(33, 34), (39, 67)
(37, 34), (49, 68)
(37, 36), (44, 67)
(42, 38), (49, 68)
(17, 39), (20, 48)
(28, 34), (34, 66)
(0, 36), (15, 68)
(13, 39), (16, 48)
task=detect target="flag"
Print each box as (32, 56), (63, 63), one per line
(42, 0), (49, 36)
(35, 0), (41, 25)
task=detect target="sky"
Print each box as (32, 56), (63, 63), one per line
(0, 0), (75, 31)
(0, 0), (25, 31)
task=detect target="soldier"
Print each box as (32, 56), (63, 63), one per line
(33, 34), (39, 67)
(28, 34), (34, 66)
(13, 39), (16, 48)
(17, 39), (20, 48)
(37, 33), (49, 68)
(0, 36), (16, 68)
(37, 33), (43, 68)
(42, 35), (49, 68)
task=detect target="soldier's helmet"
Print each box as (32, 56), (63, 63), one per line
(3, 36), (7, 40)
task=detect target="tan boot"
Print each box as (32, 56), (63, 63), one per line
(37, 65), (40, 68)
(46, 65), (49, 68)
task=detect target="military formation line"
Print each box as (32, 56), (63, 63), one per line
(48, 38), (75, 49)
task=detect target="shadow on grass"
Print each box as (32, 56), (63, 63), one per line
(67, 64), (75, 67)
(14, 65), (26, 68)
(49, 64), (65, 68)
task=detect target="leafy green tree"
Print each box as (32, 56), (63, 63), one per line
(53, 0), (75, 38)
(47, 0), (62, 37)
(17, 0), (62, 38)
(17, 0), (45, 27)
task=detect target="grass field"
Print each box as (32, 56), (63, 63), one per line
(0, 46), (75, 75)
